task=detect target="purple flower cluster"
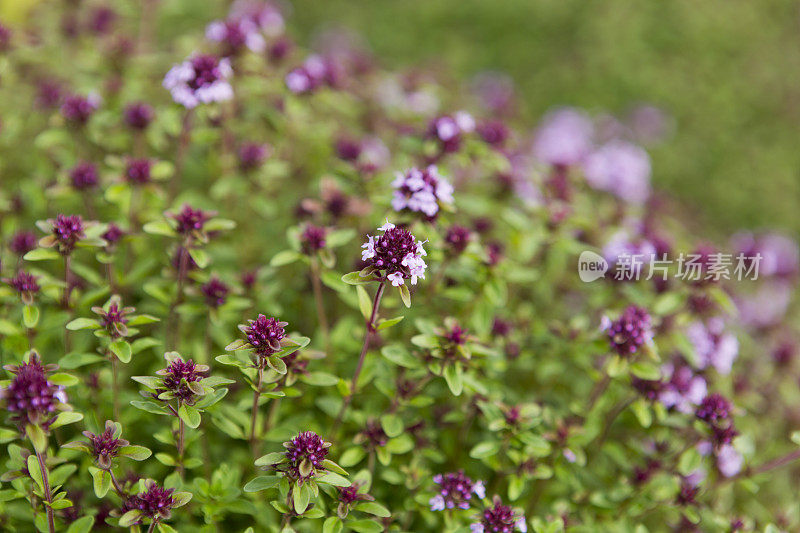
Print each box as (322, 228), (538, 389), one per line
(69, 161), (99, 190)
(428, 111), (475, 153)
(238, 142), (270, 171)
(2, 354), (67, 427)
(602, 306), (653, 356)
(301, 224), (327, 254)
(123, 102), (154, 130)
(10, 230), (38, 256)
(61, 93), (100, 124)
(170, 204), (213, 237)
(44, 214), (86, 254)
(429, 471), (485, 511)
(121, 481), (175, 522)
(201, 277), (230, 308)
(156, 357), (207, 403)
(583, 140), (651, 204)
(92, 299), (133, 338)
(240, 314), (287, 357)
(102, 223), (125, 247)
(686, 318), (738, 374)
(361, 222), (427, 287)
(281, 431), (330, 481)
(445, 225), (472, 254)
(695, 393), (732, 425)
(285, 55), (342, 94)
(163, 54), (233, 109)
(206, 17), (266, 56)
(83, 422), (128, 468)
(533, 107), (593, 167)
(4, 271), (41, 303)
(470, 496), (526, 532)
(125, 159), (152, 185)
(391, 165), (454, 218)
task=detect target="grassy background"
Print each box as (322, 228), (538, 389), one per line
(289, 0), (800, 236)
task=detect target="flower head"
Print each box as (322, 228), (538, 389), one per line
(61, 93), (100, 124)
(163, 54), (233, 108)
(392, 165), (454, 218)
(281, 431), (331, 481)
(300, 224), (327, 254)
(337, 482), (373, 517)
(696, 393), (733, 425)
(429, 471), (485, 511)
(155, 354), (208, 403)
(82, 421), (128, 468)
(4, 271), (40, 304)
(169, 204), (214, 238)
(206, 17), (265, 56)
(584, 140), (651, 204)
(285, 55), (341, 94)
(2, 353), (67, 428)
(69, 161), (99, 190)
(10, 230), (38, 256)
(445, 225), (472, 255)
(102, 223), (125, 247)
(123, 102), (154, 130)
(201, 276), (230, 308)
(238, 142), (270, 171)
(125, 158), (152, 185)
(533, 107), (593, 167)
(427, 111), (475, 153)
(686, 318), (738, 374)
(92, 296), (134, 338)
(603, 306), (653, 357)
(238, 314), (288, 364)
(471, 496), (526, 533)
(361, 222), (427, 287)
(40, 214), (86, 255)
(121, 481), (175, 522)
(477, 119), (510, 147)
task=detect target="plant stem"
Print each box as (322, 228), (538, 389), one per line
(147, 521), (157, 533)
(166, 242), (190, 350)
(309, 258), (330, 354)
(176, 416), (185, 478)
(111, 353), (120, 421)
(34, 451), (55, 533)
(108, 469), (125, 497)
(331, 282), (385, 436)
(262, 396), (281, 436)
(63, 255), (73, 352)
(169, 109), (193, 201)
(249, 366), (264, 456)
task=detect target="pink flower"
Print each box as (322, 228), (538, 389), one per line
(533, 108), (594, 166)
(583, 140), (651, 204)
(163, 54), (233, 108)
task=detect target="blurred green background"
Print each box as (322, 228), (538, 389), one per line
(3, 0), (799, 235)
(288, 0), (800, 236)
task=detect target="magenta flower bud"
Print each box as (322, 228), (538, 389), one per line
(361, 222), (427, 287)
(82, 422), (128, 468)
(281, 431), (331, 481)
(477, 119), (509, 147)
(36, 80), (63, 110)
(169, 204), (214, 236)
(61, 93), (100, 124)
(92, 297), (133, 338)
(41, 214), (86, 255)
(125, 158), (152, 185)
(471, 496), (526, 533)
(238, 142), (269, 172)
(445, 225), (472, 255)
(10, 230), (38, 256)
(603, 306), (653, 357)
(4, 271), (41, 304)
(1, 354), (67, 428)
(163, 54), (233, 109)
(88, 6), (116, 35)
(156, 357), (207, 403)
(696, 393), (733, 425)
(300, 224), (327, 254)
(201, 276), (230, 308)
(69, 161), (99, 190)
(121, 481), (176, 522)
(240, 314), (287, 358)
(429, 471), (485, 511)
(123, 102), (154, 130)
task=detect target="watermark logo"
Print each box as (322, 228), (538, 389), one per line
(578, 251), (608, 282)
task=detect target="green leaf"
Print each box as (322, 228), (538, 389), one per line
(27, 455), (44, 491)
(380, 414), (404, 438)
(23, 248), (60, 261)
(22, 306), (39, 328)
(65, 516), (94, 533)
(50, 411), (83, 429)
(267, 355), (287, 374)
(338, 447), (366, 467)
(317, 471), (350, 487)
(26, 424), (47, 453)
(293, 482), (311, 514)
(89, 467), (111, 498)
(178, 404), (201, 429)
(155, 453), (176, 466)
(630, 362), (661, 381)
(142, 220), (176, 237)
(118, 445), (152, 461)
(631, 398), (652, 428)
(358, 502), (391, 517)
(204, 218), (236, 231)
(398, 284), (411, 308)
(254, 452), (286, 466)
(381, 345), (420, 369)
(271, 250), (301, 267)
(131, 376), (162, 390)
(321, 459), (348, 476)
(118, 510), (144, 527)
(377, 316), (404, 330)
(470, 441), (500, 459)
(356, 285), (372, 320)
(342, 272), (375, 285)
(48, 373), (79, 386)
(130, 400), (167, 415)
(110, 339), (132, 363)
(348, 519), (384, 533)
(323, 516), (343, 533)
(189, 248), (209, 269)
(171, 491), (192, 507)
(300, 372), (340, 386)
(443, 365), (463, 396)
(243, 475), (280, 492)
(58, 352), (103, 369)
(65, 318), (101, 331)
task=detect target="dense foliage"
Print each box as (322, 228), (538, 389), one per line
(0, 2), (798, 532)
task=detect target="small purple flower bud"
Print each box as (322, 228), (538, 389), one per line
(123, 102), (154, 130)
(471, 496), (526, 533)
(92, 297), (133, 338)
(238, 142), (270, 171)
(477, 119), (509, 147)
(69, 161), (99, 190)
(603, 306), (653, 357)
(4, 271), (41, 304)
(0, 22), (11, 52)
(45, 214), (86, 255)
(201, 276), (230, 308)
(169, 204), (214, 237)
(300, 224), (327, 254)
(156, 357), (207, 403)
(445, 225), (472, 255)
(163, 54), (233, 109)
(281, 431), (331, 481)
(125, 158), (152, 185)
(36, 80), (63, 110)
(361, 222), (427, 287)
(240, 314), (287, 361)
(358, 420), (388, 450)
(82, 421), (128, 468)
(391, 165), (454, 218)
(430, 471), (485, 511)
(696, 393), (733, 425)
(88, 6), (116, 35)
(121, 481), (175, 522)
(1, 353), (67, 428)
(10, 230), (38, 256)
(61, 93), (100, 124)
